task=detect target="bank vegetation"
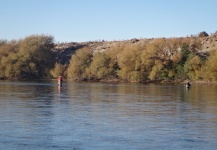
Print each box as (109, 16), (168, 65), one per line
(1, 33), (217, 83)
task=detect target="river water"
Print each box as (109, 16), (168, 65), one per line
(0, 81), (217, 150)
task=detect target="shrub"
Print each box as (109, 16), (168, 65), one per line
(198, 31), (209, 38)
(67, 47), (93, 80)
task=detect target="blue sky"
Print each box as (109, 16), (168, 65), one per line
(0, 0), (217, 43)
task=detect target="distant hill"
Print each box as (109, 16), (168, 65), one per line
(53, 32), (217, 65)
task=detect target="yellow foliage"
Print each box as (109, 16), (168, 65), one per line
(171, 53), (182, 63)
(67, 47), (92, 80)
(201, 49), (217, 81)
(50, 63), (66, 78)
(89, 52), (113, 79)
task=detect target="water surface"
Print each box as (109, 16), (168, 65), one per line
(0, 81), (217, 150)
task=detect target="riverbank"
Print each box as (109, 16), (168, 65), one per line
(2, 77), (217, 85)
(1, 33), (217, 82)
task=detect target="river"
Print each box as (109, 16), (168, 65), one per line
(0, 81), (217, 150)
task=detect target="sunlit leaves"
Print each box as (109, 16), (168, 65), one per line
(18, 35), (55, 79)
(50, 63), (67, 78)
(67, 47), (93, 80)
(201, 49), (217, 81)
(1, 34), (217, 82)
(89, 52), (113, 79)
(0, 35), (55, 79)
(117, 45), (143, 81)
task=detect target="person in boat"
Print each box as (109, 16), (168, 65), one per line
(57, 76), (63, 86)
(185, 81), (191, 88)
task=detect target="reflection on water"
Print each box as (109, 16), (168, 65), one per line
(0, 81), (217, 149)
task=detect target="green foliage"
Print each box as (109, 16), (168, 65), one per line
(170, 43), (191, 79)
(180, 43), (190, 63)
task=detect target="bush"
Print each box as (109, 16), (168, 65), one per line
(89, 52), (114, 79)
(18, 35), (55, 79)
(198, 31), (209, 38)
(201, 49), (217, 81)
(0, 35), (55, 79)
(50, 63), (67, 78)
(67, 47), (93, 80)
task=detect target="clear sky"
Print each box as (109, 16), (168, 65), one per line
(0, 0), (217, 43)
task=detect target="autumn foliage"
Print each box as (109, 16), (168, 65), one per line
(0, 34), (217, 82)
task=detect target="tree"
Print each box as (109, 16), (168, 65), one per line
(201, 49), (217, 81)
(117, 45), (143, 82)
(0, 40), (21, 79)
(18, 35), (55, 79)
(140, 39), (167, 80)
(0, 53), (21, 78)
(89, 52), (113, 79)
(0, 40), (19, 59)
(50, 63), (67, 78)
(184, 55), (203, 80)
(67, 47), (93, 80)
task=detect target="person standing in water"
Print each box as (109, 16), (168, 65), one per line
(185, 81), (191, 88)
(57, 76), (63, 86)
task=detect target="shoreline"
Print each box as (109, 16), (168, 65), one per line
(1, 78), (217, 85)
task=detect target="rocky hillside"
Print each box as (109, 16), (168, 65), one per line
(53, 32), (217, 65)
(201, 32), (217, 52)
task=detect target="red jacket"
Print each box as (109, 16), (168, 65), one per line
(58, 77), (63, 81)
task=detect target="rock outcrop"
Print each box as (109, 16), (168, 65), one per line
(53, 32), (217, 64)
(53, 42), (85, 64)
(201, 32), (217, 52)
